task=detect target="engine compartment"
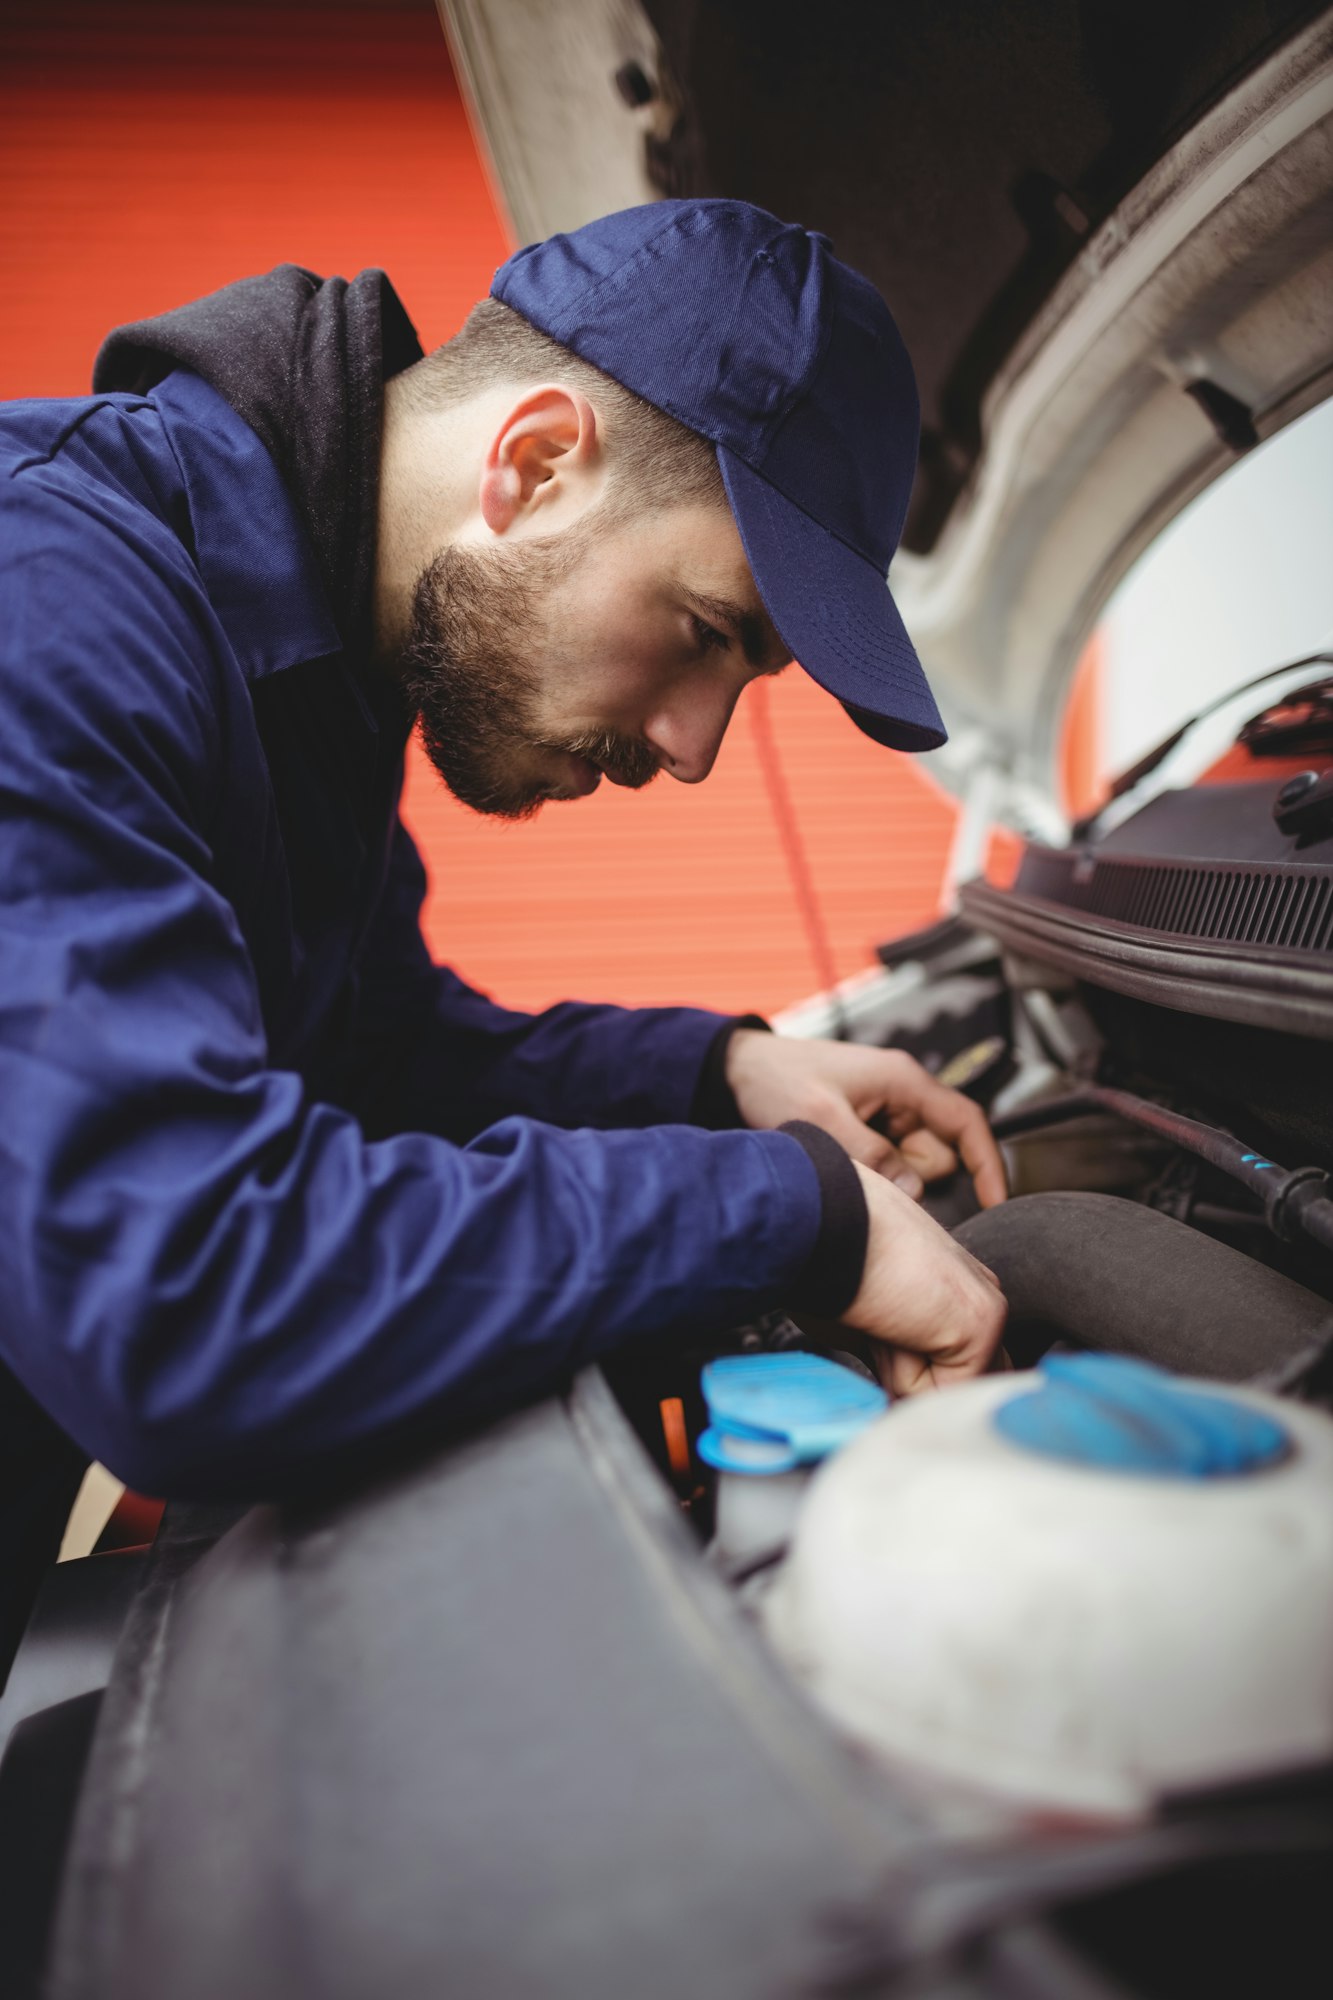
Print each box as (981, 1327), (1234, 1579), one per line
(605, 686), (1333, 1996)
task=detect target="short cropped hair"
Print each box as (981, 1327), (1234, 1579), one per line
(403, 298), (725, 515)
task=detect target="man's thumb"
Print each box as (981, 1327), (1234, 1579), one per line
(823, 1098), (925, 1199)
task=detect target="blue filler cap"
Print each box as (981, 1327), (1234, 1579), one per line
(697, 1352), (887, 1477)
(993, 1352), (1290, 1480)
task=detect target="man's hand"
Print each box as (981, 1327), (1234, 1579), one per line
(844, 1165), (1008, 1395)
(724, 1030), (1007, 1207)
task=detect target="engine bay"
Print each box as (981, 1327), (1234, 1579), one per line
(606, 669), (1333, 1996)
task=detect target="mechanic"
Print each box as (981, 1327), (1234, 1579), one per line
(0, 199), (1006, 1581)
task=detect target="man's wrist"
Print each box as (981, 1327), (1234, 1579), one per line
(689, 1014), (771, 1129)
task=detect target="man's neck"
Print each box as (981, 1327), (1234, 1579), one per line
(373, 377), (499, 667)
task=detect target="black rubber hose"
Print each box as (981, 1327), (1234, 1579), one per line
(1297, 1192), (1333, 1254)
(992, 1086), (1333, 1255)
(954, 1192), (1333, 1381)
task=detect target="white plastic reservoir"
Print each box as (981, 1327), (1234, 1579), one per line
(763, 1357), (1333, 1821)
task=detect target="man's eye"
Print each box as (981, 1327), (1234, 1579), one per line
(691, 615), (729, 655)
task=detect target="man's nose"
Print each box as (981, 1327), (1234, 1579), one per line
(644, 686), (738, 784)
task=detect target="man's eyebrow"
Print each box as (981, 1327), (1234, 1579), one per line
(681, 586), (790, 674)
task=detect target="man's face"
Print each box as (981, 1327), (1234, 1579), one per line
(398, 501), (791, 820)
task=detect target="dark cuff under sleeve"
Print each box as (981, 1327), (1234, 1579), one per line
(778, 1120), (870, 1319)
(689, 1014), (771, 1130)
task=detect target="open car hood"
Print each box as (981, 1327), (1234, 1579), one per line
(439, 1), (1333, 827)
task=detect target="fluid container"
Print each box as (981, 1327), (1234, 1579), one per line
(763, 1357), (1333, 1820)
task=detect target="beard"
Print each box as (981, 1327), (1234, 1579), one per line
(396, 525), (660, 821)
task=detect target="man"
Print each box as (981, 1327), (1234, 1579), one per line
(0, 200), (1004, 1621)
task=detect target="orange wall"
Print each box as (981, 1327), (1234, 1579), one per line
(2, 0), (963, 1018)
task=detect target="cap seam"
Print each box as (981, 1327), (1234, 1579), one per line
(496, 207), (817, 458)
(495, 206), (773, 376)
(710, 227), (829, 443)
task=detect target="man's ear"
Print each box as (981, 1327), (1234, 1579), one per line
(478, 384), (603, 535)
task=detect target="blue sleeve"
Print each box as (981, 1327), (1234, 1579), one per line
(0, 476), (823, 1503)
(339, 817), (736, 1143)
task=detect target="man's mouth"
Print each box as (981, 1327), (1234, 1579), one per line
(561, 752), (602, 797)
(536, 735), (661, 799)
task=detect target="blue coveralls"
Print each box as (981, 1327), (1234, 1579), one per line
(0, 370), (823, 1506)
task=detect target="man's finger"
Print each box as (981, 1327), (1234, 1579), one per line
(886, 1158), (925, 1200)
(894, 1071), (1007, 1208)
(887, 1348), (936, 1397)
(897, 1128), (959, 1183)
(816, 1094), (926, 1198)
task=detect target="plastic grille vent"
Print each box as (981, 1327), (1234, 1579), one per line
(1014, 851), (1333, 954)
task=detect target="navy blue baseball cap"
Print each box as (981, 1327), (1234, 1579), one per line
(491, 199), (945, 752)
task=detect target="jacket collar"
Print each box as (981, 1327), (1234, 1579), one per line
(151, 369), (343, 683)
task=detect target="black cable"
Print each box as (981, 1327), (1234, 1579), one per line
(993, 1085), (1333, 1255)
(1189, 1203), (1269, 1231)
(1089, 649), (1333, 819)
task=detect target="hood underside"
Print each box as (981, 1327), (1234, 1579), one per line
(439, 0), (1333, 819)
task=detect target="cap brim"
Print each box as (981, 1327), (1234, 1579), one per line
(718, 448), (946, 752)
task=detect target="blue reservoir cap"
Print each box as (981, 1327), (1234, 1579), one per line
(696, 1427), (803, 1475)
(699, 1352), (887, 1476)
(993, 1352), (1290, 1479)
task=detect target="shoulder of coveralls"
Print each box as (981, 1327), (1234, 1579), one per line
(0, 373), (338, 687)
(0, 378), (340, 830)
(0, 389), (232, 835)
